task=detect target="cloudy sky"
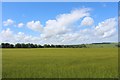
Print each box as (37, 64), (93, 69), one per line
(1, 2), (118, 45)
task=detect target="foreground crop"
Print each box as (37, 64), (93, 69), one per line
(2, 48), (118, 78)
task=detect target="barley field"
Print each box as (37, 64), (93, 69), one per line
(2, 48), (118, 78)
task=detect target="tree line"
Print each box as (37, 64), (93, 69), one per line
(0, 43), (87, 48)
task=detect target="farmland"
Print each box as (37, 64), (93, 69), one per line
(2, 48), (118, 78)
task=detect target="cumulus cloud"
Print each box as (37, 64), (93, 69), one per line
(95, 18), (117, 38)
(1, 8), (118, 44)
(26, 21), (43, 32)
(3, 19), (14, 26)
(41, 17), (117, 44)
(18, 23), (24, 28)
(0, 28), (41, 44)
(0, 28), (14, 42)
(14, 32), (41, 43)
(81, 17), (94, 26)
(42, 8), (91, 38)
(1, 28), (13, 38)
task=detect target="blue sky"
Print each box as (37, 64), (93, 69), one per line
(1, 2), (118, 44)
(3, 2), (117, 24)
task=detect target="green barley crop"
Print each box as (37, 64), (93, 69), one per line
(2, 48), (118, 78)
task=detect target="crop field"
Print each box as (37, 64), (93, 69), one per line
(2, 48), (118, 78)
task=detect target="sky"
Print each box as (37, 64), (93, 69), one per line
(1, 2), (118, 45)
(2, 0), (119, 2)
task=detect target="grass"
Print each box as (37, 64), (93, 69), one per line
(2, 48), (118, 78)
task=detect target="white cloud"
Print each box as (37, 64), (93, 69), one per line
(1, 28), (13, 38)
(26, 21), (43, 32)
(41, 17), (117, 44)
(18, 23), (24, 28)
(25, 8), (91, 38)
(1, 8), (118, 44)
(3, 19), (14, 26)
(42, 8), (91, 38)
(0, 28), (14, 42)
(102, 28), (116, 38)
(1, 18), (117, 45)
(95, 18), (117, 38)
(81, 17), (94, 26)
(0, 28), (41, 44)
(15, 32), (41, 43)
(56, 8), (91, 26)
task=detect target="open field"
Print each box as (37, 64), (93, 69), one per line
(2, 48), (118, 78)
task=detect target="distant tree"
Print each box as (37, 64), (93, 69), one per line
(56, 45), (62, 48)
(10, 44), (14, 48)
(38, 44), (43, 48)
(51, 44), (55, 48)
(34, 44), (38, 48)
(5, 43), (10, 48)
(15, 43), (22, 48)
(1, 43), (5, 48)
(80, 44), (87, 48)
(1, 43), (88, 48)
(0, 44), (1, 48)
(21, 43), (26, 48)
(44, 44), (50, 48)
(1, 43), (14, 48)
